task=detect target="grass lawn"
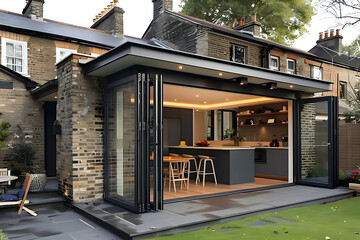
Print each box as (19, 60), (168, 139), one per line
(154, 197), (360, 240)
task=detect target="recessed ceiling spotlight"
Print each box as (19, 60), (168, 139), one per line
(174, 99), (177, 101)
(266, 83), (277, 90)
(290, 85), (294, 88)
(195, 95), (199, 98)
(178, 65), (183, 70)
(218, 72), (223, 76)
(196, 109), (199, 112)
(54, 96), (58, 99)
(204, 101), (207, 104)
(239, 78), (248, 85)
(225, 98), (229, 101)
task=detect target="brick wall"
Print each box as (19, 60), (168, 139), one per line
(204, 32), (262, 66)
(56, 54), (104, 203)
(300, 103), (316, 178)
(0, 72), (43, 169)
(0, 31), (108, 85)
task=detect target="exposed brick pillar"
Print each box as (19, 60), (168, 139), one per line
(56, 54), (105, 203)
(23, 0), (44, 19)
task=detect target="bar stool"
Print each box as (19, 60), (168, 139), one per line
(182, 154), (198, 179)
(196, 155), (217, 186)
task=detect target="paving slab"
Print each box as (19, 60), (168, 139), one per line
(74, 185), (354, 239)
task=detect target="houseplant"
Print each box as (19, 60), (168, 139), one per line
(53, 120), (61, 135)
(348, 165), (360, 195)
(28, 165), (47, 192)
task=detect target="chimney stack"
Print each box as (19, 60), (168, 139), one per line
(91, 0), (124, 37)
(319, 32), (323, 40)
(153, 0), (173, 19)
(317, 29), (343, 53)
(233, 13), (261, 36)
(23, 0), (44, 20)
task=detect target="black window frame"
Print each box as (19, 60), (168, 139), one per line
(230, 44), (246, 64)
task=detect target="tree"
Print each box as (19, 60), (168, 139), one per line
(343, 34), (360, 56)
(180, 0), (315, 45)
(321, 0), (360, 28)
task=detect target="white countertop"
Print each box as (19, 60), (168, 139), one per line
(169, 146), (288, 150)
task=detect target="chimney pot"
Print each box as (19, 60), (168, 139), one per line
(336, 29), (340, 36)
(330, 29), (334, 37)
(324, 30), (329, 38)
(251, 13), (256, 22)
(319, 32), (323, 40)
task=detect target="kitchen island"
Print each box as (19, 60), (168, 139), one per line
(168, 146), (255, 185)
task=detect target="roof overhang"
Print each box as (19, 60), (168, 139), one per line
(83, 41), (332, 94)
(31, 79), (58, 101)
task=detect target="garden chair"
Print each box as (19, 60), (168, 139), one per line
(0, 168), (11, 194)
(0, 173), (37, 216)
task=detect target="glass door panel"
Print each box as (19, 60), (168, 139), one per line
(105, 81), (136, 209)
(297, 97), (337, 188)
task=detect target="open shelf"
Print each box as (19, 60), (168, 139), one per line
(239, 122), (288, 127)
(237, 111), (288, 117)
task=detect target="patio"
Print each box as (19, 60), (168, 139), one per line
(0, 178), (355, 239)
(73, 185), (354, 239)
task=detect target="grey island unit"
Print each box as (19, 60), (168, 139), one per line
(168, 146), (255, 185)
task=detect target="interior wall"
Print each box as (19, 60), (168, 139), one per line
(163, 107), (193, 154)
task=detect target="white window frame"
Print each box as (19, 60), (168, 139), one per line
(230, 44), (246, 64)
(287, 59), (296, 74)
(269, 56), (279, 71)
(339, 81), (347, 99)
(56, 47), (77, 63)
(310, 65), (323, 80)
(1, 38), (28, 75)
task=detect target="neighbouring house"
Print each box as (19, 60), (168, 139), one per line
(0, 0), (359, 213)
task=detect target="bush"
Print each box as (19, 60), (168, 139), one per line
(10, 142), (36, 168)
(0, 230), (7, 240)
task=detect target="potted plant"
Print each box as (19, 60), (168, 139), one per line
(53, 120), (61, 135)
(348, 165), (360, 196)
(9, 142), (36, 170)
(28, 165), (47, 192)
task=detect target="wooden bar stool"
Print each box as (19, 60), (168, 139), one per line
(182, 154), (198, 179)
(196, 155), (217, 186)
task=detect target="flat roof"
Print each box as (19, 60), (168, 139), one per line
(83, 39), (332, 94)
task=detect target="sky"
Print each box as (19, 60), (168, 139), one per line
(0, 0), (358, 52)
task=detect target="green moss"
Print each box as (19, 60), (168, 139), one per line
(0, 141), (5, 148)
(0, 130), (9, 138)
(153, 197), (360, 240)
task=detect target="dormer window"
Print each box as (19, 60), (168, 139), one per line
(230, 44), (246, 64)
(269, 56), (279, 70)
(1, 38), (28, 75)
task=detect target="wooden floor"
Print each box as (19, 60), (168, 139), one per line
(162, 178), (287, 200)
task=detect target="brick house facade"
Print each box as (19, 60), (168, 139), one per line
(0, 0), (358, 207)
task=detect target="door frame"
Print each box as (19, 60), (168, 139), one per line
(294, 96), (338, 188)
